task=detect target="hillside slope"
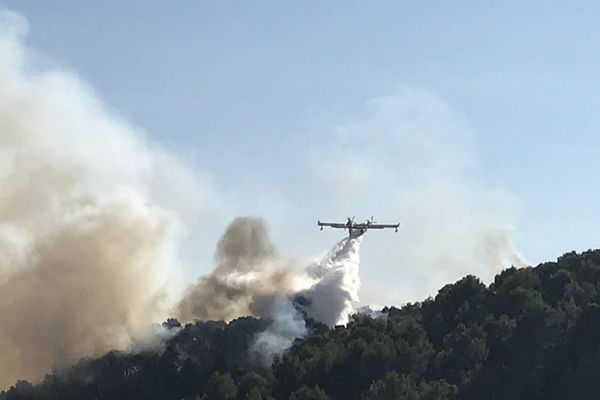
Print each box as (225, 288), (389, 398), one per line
(3, 250), (600, 400)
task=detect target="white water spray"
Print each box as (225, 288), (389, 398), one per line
(299, 237), (362, 326)
(249, 236), (363, 364)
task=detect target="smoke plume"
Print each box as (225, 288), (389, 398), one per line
(0, 10), (211, 388)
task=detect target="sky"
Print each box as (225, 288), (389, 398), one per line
(2, 1), (599, 304)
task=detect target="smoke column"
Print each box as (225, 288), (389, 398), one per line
(0, 11), (210, 388)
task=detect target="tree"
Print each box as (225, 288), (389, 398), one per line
(6, 250), (600, 400)
(237, 372), (270, 400)
(204, 372), (238, 400)
(362, 372), (419, 400)
(432, 323), (488, 386)
(288, 385), (329, 400)
(363, 372), (455, 400)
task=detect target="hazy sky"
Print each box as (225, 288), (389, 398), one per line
(3, 1), (599, 303)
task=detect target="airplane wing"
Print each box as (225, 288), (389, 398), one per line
(367, 223), (400, 230)
(317, 221), (347, 228)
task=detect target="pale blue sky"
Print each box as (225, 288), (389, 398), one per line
(4, 1), (600, 302)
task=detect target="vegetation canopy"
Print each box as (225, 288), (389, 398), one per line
(3, 250), (600, 400)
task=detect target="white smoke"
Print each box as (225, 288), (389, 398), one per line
(249, 294), (307, 365)
(307, 91), (527, 304)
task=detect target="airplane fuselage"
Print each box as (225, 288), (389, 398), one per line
(349, 226), (367, 239)
(346, 221), (367, 238)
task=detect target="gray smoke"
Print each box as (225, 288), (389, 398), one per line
(176, 217), (299, 322)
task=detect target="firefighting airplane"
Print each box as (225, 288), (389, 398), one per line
(317, 217), (400, 239)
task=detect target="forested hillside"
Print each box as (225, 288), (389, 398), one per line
(3, 250), (600, 400)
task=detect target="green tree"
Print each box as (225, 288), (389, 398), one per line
(362, 372), (419, 400)
(204, 372), (237, 400)
(237, 372), (270, 400)
(288, 385), (329, 400)
(363, 372), (455, 400)
(433, 323), (488, 386)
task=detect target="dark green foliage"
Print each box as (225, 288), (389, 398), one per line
(362, 372), (455, 400)
(237, 372), (271, 400)
(204, 372), (237, 400)
(288, 385), (329, 400)
(5, 249), (600, 399)
(272, 314), (434, 399)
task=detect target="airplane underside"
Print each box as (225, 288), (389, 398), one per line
(349, 228), (367, 239)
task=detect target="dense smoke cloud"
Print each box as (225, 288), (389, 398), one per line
(0, 9), (367, 386)
(0, 10), (212, 388)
